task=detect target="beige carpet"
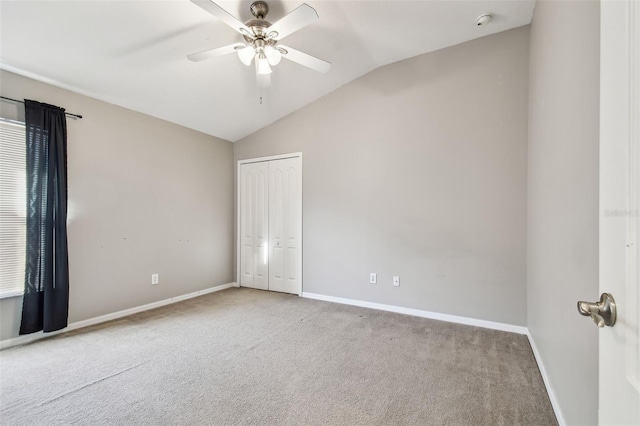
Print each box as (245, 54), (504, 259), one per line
(0, 288), (557, 425)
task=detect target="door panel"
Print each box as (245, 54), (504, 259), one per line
(239, 166), (254, 287)
(239, 162), (268, 290)
(268, 157), (302, 294)
(253, 166), (269, 290)
(287, 248), (297, 281)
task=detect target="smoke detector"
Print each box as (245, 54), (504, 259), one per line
(475, 13), (492, 26)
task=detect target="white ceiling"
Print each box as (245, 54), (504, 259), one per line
(0, 0), (535, 142)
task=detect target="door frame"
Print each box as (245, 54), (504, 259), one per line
(236, 152), (303, 295)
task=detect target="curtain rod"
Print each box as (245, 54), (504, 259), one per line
(0, 96), (83, 119)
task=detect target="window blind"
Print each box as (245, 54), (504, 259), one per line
(0, 120), (26, 297)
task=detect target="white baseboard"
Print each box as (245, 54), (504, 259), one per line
(0, 282), (236, 350)
(301, 292), (528, 335)
(526, 331), (566, 426)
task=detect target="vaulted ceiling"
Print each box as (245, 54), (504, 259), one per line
(0, 0), (534, 141)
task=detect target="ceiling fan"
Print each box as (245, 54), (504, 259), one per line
(187, 0), (330, 87)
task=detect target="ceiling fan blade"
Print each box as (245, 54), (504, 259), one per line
(279, 45), (330, 73)
(190, 0), (253, 37)
(266, 4), (318, 41)
(187, 43), (245, 62)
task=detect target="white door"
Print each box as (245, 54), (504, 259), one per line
(238, 155), (302, 295)
(268, 157), (302, 295)
(599, 0), (640, 423)
(239, 161), (269, 290)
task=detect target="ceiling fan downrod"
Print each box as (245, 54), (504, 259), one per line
(250, 1), (269, 20)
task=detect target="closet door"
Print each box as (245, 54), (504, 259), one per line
(239, 162), (269, 290)
(268, 157), (302, 294)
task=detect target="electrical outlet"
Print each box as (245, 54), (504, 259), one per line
(370, 273), (377, 284)
(393, 276), (400, 287)
(151, 274), (159, 285)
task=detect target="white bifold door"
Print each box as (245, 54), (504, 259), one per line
(239, 156), (302, 295)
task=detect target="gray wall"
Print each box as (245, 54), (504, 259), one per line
(0, 70), (234, 341)
(527, 1), (600, 425)
(235, 27), (530, 326)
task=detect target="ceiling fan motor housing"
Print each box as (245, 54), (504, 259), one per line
(243, 19), (271, 41)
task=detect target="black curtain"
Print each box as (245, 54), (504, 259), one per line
(19, 100), (70, 335)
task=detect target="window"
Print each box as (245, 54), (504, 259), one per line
(0, 119), (26, 298)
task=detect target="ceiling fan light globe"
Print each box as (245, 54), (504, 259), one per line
(264, 45), (282, 66)
(256, 54), (272, 75)
(237, 46), (255, 66)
